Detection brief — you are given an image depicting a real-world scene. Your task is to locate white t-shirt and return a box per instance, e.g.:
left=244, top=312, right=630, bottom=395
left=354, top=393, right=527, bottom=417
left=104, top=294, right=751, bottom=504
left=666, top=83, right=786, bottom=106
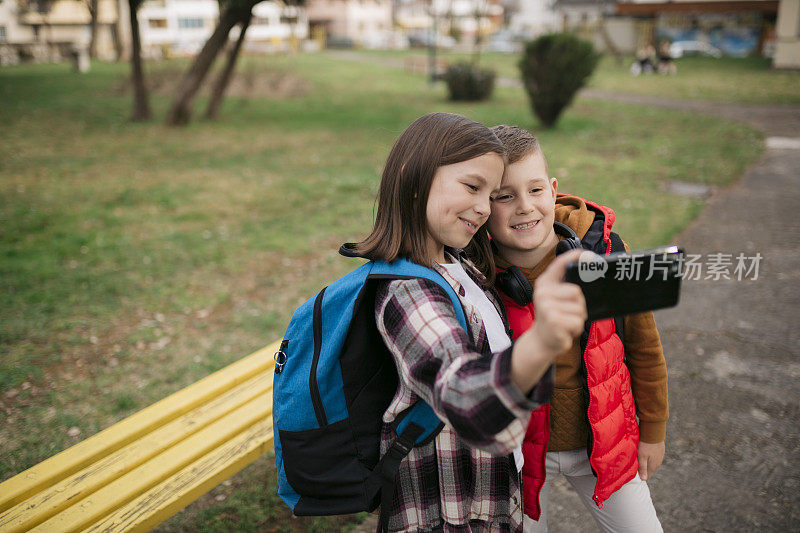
left=439, top=261, right=524, bottom=471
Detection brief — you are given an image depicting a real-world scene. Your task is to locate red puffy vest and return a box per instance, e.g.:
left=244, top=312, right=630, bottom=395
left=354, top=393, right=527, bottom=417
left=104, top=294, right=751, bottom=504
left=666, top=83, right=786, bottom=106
left=499, top=196, right=640, bottom=519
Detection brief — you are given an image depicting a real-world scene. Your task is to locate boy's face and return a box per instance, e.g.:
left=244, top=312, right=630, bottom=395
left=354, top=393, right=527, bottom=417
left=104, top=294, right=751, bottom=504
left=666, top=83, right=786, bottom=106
left=488, top=151, right=559, bottom=266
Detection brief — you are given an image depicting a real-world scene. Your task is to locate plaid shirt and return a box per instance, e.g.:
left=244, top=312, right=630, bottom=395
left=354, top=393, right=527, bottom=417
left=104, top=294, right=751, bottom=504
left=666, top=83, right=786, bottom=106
left=375, top=253, right=554, bottom=532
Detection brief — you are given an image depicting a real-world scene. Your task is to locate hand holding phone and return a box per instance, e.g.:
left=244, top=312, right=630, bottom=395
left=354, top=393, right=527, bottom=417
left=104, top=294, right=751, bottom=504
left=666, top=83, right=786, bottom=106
left=531, top=249, right=588, bottom=355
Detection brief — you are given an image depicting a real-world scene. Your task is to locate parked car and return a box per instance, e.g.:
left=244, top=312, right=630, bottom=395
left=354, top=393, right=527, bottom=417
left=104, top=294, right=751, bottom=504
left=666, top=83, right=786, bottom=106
left=407, top=31, right=456, bottom=50
left=669, top=40, right=723, bottom=58
left=325, top=36, right=354, bottom=49
left=486, top=30, right=523, bottom=53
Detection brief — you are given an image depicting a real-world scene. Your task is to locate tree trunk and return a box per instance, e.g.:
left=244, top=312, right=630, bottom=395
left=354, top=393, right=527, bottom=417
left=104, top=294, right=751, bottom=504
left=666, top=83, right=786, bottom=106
left=129, top=0, right=151, bottom=121
left=111, top=22, right=123, bottom=61
left=165, top=5, right=245, bottom=127
left=205, top=10, right=252, bottom=121
left=88, top=0, right=99, bottom=59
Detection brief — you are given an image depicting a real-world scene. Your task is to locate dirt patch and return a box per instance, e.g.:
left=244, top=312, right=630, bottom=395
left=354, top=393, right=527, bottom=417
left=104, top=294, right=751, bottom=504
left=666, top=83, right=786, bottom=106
left=109, top=65, right=312, bottom=100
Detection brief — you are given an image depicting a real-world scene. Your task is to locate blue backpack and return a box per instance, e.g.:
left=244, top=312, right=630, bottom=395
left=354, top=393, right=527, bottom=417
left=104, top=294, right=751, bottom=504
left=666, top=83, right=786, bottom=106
left=272, top=246, right=468, bottom=523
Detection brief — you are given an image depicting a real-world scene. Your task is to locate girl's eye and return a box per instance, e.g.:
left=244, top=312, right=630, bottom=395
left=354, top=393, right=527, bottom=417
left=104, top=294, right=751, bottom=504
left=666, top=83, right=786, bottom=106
left=465, top=183, right=479, bottom=192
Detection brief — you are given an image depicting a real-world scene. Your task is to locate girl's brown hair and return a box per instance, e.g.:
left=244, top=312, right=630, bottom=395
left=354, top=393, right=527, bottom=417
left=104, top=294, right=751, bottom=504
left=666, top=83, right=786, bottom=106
left=354, top=113, right=505, bottom=280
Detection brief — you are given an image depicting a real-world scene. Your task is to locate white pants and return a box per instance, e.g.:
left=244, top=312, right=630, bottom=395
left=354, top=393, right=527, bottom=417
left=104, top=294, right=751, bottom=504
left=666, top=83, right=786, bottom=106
left=522, top=448, right=662, bottom=533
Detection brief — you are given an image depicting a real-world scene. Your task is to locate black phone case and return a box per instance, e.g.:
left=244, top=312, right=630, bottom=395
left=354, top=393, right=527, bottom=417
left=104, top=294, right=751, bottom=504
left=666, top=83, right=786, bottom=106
left=565, top=246, right=684, bottom=321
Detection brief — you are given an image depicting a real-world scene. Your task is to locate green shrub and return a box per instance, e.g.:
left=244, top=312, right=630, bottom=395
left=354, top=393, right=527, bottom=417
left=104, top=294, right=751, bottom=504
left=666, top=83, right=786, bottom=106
left=444, top=61, right=496, bottom=102
left=520, top=33, right=600, bottom=127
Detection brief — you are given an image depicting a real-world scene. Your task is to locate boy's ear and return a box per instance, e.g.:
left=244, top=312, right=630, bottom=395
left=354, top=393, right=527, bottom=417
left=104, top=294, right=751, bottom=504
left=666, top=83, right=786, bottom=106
left=550, top=177, right=558, bottom=196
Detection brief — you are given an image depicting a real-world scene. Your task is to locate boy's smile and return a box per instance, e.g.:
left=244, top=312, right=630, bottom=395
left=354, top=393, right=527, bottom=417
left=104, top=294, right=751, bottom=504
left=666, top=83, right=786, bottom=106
left=488, top=151, right=559, bottom=269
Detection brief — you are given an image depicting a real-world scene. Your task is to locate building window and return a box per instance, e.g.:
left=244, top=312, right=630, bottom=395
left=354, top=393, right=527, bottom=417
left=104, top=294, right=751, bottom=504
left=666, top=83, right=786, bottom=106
left=148, top=19, right=167, bottom=29
left=178, top=18, right=204, bottom=29
left=0, top=26, right=6, bottom=43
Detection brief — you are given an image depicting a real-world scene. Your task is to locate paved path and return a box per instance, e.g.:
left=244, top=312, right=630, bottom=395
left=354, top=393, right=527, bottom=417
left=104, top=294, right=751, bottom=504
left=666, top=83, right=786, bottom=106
left=341, top=49, right=800, bottom=531
left=544, top=96, right=800, bottom=532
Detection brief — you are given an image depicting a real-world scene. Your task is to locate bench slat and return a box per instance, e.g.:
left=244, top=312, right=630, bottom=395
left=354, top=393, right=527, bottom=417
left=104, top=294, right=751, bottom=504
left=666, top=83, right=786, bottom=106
left=0, top=341, right=278, bottom=513
left=85, top=418, right=274, bottom=532
left=0, top=372, right=273, bottom=532
left=29, top=392, right=273, bottom=532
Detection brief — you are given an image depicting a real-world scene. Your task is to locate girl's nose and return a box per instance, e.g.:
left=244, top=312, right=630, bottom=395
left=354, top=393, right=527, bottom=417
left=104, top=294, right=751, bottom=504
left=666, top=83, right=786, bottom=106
left=476, top=195, right=491, bottom=216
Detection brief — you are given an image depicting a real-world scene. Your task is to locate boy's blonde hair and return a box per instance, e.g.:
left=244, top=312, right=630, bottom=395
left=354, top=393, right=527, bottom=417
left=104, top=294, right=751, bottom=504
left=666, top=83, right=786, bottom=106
left=489, top=125, right=541, bottom=164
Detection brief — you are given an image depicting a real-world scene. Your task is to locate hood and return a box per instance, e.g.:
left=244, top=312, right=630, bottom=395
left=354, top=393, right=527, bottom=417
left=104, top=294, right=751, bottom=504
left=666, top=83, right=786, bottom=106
left=555, top=194, right=615, bottom=242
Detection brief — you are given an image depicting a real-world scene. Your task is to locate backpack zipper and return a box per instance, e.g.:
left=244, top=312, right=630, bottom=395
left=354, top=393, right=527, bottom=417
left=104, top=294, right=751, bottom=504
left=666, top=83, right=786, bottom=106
left=274, top=340, right=288, bottom=374
left=310, top=288, right=328, bottom=427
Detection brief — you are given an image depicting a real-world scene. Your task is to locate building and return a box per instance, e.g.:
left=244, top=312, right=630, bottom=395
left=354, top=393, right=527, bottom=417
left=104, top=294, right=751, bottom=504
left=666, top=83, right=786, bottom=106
left=0, top=0, right=121, bottom=65
left=393, top=0, right=504, bottom=49
left=509, top=1, right=785, bottom=57
left=446, top=0, right=505, bottom=43
left=543, top=0, right=640, bottom=54
left=615, top=1, right=780, bottom=58
left=0, top=0, right=311, bottom=65
left=305, top=0, right=393, bottom=48
left=507, top=0, right=560, bottom=38
left=246, top=2, right=308, bottom=52
left=774, top=0, right=800, bottom=67
left=138, top=0, right=308, bottom=58
left=504, top=0, right=637, bottom=53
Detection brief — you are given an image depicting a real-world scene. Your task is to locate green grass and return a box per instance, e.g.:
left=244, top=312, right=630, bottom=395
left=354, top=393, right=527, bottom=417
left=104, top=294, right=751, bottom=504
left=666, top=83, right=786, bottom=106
left=589, top=55, right=800, bottom=105
left=0, top=51, right=762, bottom=530
left=358, top=49, right=800, bottom=105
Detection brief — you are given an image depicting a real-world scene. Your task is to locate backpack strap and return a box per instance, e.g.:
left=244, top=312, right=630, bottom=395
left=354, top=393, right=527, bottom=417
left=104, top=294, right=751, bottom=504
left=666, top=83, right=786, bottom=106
left=365, top=258, right=470, bottom=531
left=368, top=258, right=468, bottom=334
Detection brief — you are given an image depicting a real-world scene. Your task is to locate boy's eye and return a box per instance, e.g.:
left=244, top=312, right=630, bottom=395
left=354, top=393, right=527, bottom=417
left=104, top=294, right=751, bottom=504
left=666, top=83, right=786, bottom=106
left=531, top=187, right=543, bottom=194
left=494, top=194, right=513, bottom=202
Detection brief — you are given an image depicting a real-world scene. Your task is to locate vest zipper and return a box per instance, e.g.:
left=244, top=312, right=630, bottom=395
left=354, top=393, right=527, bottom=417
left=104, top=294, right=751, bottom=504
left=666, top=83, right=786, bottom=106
left=580, top=321, right=603, bottom=507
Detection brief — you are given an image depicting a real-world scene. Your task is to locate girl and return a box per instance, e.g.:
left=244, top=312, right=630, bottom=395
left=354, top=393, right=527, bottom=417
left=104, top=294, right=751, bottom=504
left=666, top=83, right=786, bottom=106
left=353, top=112, right=588, bottom=532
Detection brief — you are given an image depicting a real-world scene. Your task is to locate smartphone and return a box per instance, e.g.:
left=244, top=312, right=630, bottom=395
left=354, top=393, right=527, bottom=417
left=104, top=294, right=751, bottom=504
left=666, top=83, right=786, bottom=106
left=564, top=245, right=684, bottom=321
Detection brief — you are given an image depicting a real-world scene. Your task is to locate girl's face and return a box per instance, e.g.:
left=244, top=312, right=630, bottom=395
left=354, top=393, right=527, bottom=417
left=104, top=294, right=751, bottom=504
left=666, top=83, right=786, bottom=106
left=425, top=152, right=504, bottom=264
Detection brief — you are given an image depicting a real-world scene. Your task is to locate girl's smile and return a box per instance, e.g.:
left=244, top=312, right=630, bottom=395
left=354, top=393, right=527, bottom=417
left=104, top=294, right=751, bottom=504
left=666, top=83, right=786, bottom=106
left=460, top=217, right=480, bottom=233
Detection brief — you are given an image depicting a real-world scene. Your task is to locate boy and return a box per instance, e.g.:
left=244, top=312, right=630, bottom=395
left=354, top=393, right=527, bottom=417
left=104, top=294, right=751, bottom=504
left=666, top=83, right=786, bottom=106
left=487, top=125, right=668, bottom=532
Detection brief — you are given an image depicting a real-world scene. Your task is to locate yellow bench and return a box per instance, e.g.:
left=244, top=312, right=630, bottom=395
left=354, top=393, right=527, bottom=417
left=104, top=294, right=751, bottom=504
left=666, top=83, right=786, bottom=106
left=0, top=340, right=279, bottom=533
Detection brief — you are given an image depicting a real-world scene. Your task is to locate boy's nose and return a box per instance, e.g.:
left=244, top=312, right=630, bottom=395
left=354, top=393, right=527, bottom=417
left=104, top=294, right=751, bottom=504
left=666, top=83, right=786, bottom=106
left=516, top=196, right=534, bottom=214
